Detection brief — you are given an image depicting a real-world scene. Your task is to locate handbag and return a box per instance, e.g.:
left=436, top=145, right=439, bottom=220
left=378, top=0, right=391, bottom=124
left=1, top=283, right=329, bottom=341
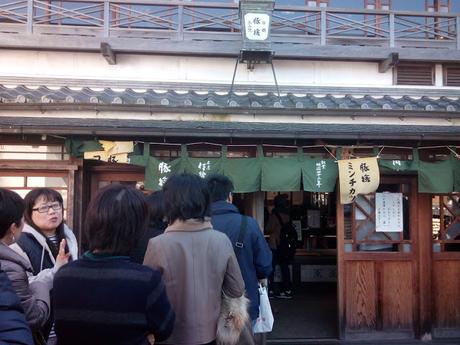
left=253, top=285, right=274, bottom=333
left=216, top=292, right=252, bottom=345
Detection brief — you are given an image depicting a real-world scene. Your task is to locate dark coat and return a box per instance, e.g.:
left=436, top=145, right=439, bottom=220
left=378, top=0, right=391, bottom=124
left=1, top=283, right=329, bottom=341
left=53, top=253, right=175, bottom=345
left=0, top=267, right=34, bottom=345
left=210, top=201, right=273, bottom=321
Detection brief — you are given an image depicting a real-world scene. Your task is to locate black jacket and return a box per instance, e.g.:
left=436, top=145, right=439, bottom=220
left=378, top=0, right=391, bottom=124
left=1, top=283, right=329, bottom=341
left=0, top=267, right=34, bottom=345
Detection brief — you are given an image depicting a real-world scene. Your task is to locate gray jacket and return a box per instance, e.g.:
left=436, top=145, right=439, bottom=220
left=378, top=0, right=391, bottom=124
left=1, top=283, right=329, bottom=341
left=0, top=243, right=50, bottom=330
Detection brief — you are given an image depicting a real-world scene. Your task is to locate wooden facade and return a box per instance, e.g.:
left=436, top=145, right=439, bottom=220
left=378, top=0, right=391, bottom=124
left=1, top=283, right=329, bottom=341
left=0, top=0, right=460, bottom=61
left=1, top=0, right=460, bottom=342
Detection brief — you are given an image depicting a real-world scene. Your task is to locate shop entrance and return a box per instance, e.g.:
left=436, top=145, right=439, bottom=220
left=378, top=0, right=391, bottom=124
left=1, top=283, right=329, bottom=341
left=255, top=190, right=339, bottom=340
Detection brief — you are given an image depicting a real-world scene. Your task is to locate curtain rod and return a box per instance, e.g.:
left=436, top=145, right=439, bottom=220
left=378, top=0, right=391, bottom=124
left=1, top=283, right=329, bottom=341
left=132, top=141, right=459, bottom=151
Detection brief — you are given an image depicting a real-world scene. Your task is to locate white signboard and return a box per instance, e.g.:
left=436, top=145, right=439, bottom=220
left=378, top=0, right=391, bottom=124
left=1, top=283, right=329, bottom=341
left=244, top=13, right=269, bottom=40
left=375, top=192, right=403, bottom=232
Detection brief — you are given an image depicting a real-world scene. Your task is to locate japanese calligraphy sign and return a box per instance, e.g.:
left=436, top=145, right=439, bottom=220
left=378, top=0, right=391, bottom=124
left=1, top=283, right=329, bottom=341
left=338, top=157, right=379, bottom=204
left=379, top=159, right=417, bottom=172
left=244, top=13, right=270, bottom=41
left=375, top=193, right=403, bottom=232
left=83, top=140, right=133, bottom=163
left=157, top=161, right=172, bottom=187
left=184, top=158, right=222, bottom=179
left=302, top=158, right=338, bottom=192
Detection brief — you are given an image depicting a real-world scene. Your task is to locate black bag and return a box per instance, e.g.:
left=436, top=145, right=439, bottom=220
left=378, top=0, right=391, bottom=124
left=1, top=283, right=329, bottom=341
left=274, top=213, right=297, bottom=260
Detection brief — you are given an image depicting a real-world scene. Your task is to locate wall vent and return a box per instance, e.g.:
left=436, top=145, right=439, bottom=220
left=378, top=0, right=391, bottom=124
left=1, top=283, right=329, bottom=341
left=395, top=63, right=434, bottom=86
left=444, top=65, right=460, bottom=86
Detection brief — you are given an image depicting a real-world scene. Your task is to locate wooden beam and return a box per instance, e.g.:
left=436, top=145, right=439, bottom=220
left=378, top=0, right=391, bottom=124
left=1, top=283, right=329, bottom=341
left=378, top=52, right=399, bottom=73
left=101, top=42, right=116, bottom=65
left=1, top=34, right=460, bottom=63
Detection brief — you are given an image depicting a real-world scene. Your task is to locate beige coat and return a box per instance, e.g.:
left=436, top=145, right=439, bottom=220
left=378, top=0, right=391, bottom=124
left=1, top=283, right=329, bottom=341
left=143, top=219, right=245, bottom=345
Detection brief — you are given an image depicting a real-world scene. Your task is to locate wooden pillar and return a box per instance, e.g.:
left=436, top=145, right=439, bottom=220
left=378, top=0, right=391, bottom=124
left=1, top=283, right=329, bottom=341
left=245, top=191, right=265, bottom=232
left=417, top=193, right=433, bottom=339
left=336, top=186, right=345, bottom=339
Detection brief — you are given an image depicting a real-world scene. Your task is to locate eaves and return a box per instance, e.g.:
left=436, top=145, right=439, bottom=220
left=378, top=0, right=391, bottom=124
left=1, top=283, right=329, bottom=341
left=1, top=102, right=460, bottom=120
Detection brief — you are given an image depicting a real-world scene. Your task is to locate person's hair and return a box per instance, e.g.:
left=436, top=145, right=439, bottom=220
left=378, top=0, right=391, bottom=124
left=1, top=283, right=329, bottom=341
left=0, top=188, right=25, bottom=238
left=85, top=184, right=149, bottom=255
left=274, top=193, right=289, bottom=209
left=23, top=188, right=65, bottom=257
left=163, top=173, right=210, bottom=223
left=205, top=173, right=234, bottom=202
left=146, top=191, right=165, bottom=226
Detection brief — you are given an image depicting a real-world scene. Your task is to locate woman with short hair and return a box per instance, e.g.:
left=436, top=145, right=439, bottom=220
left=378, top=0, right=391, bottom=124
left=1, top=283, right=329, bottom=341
left=0, top=188, right=66, bottom=343
left=53, top=184, right=175, bottom=345
left=11, top=187, right=75, bottom=343
left=143, top=173, right=245, bottom=345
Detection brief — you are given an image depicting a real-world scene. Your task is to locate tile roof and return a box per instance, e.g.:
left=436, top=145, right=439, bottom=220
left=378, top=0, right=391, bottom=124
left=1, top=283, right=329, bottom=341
left=1, top=85, right=460, bottom=112
left=1, top=116, right=459, bottom=140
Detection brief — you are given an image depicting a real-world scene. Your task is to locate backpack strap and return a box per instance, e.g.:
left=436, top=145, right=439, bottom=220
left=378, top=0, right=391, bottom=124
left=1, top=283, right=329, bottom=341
left=235, top=216, right=247, bottom=257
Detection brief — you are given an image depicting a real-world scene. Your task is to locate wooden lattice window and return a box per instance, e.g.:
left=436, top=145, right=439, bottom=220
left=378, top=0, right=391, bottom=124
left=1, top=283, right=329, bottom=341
left=443, top=65, right=460, bottom=86
left=432, top=194, right=460, bottom=251
left=344, top=182, right=411, bottom=252
left=395, top=63, right=435, bottom=86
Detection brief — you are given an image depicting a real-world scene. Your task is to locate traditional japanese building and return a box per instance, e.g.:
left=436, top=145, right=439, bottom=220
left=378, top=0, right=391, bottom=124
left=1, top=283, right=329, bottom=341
left=0, top=0, right=459, bottom=342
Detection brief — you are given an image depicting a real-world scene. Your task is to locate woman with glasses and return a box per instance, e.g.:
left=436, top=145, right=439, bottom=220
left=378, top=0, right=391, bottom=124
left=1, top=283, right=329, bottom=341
left=11, top=188, right=76, bottom=344
left=0, top=188, right=68, bottom=345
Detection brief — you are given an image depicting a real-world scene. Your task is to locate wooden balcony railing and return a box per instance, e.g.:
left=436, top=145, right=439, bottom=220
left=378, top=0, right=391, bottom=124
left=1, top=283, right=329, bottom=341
left=0, top=0, right=459, bottom=56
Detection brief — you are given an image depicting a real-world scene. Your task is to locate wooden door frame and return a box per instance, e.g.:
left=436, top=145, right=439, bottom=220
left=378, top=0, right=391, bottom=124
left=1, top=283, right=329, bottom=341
left=0, top=159, right=81, bottom=229
left=81, top=160, right=145, bottom=250
left=337, top=174, right=424, bottom=340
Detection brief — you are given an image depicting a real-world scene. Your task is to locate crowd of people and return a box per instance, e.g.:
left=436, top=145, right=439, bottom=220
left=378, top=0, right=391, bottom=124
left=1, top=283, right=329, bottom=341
left=0, top=172, right=293, bottom=345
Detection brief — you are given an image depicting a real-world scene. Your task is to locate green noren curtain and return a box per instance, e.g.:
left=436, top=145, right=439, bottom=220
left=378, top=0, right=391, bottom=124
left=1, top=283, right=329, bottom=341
left=302, top=158, right=338, bottom=192
left=378, top=159, right=418, bottom=172
left=129, top=143, right=184, bottom=191
left=261, top=147, right=302, bottom=191
left=183, top=151, right=223, bottom=178
left=378, top=147, right=418, bottom=172
left=65, top=139, right=103, bottom=157
left=454, top=156, right=460, bottom=192
left=67, top=139, right=460, bottom=194
left=417, top=150, right=455, bottom=194
left=221, top=146, right=261, bottom=193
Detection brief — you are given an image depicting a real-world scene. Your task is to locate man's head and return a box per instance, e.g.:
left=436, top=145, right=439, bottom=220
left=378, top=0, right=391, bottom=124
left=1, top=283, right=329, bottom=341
left=205, top=173, right=234, bottom=203
left=274, top=193, right=289, bottom=209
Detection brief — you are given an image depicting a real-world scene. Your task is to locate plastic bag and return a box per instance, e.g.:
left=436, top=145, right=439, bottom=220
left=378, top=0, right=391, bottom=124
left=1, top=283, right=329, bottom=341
left=253, top=285, right=274, bottom=333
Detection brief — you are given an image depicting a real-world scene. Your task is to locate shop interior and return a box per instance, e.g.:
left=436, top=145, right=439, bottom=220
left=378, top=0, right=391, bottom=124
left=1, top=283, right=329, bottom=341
left=234, top=190, right=338, bottom=340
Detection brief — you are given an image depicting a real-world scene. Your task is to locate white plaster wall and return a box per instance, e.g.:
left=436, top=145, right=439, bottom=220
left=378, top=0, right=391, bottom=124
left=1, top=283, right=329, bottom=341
left=0, top=50, right=393, bottom=87
left=0, top=109, right=454, bottom=127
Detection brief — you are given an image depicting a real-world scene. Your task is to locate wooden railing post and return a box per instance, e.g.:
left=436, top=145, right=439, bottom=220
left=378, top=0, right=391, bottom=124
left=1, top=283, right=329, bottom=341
left=103, top=0, right=110, bottom=38
left=26, top=0, right=33, bottom=34
left=389, top=12, right=395, bottom=48
left=320, top=8, right=326, bottom=46
left=177, top=5, right=184, bottom=41
left=457, top=16, right=460, bottom=50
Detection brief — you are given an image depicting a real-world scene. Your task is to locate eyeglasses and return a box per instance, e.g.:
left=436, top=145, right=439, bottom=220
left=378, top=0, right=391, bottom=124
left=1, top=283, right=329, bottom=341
left=32, top=202, right=62, bottom=213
